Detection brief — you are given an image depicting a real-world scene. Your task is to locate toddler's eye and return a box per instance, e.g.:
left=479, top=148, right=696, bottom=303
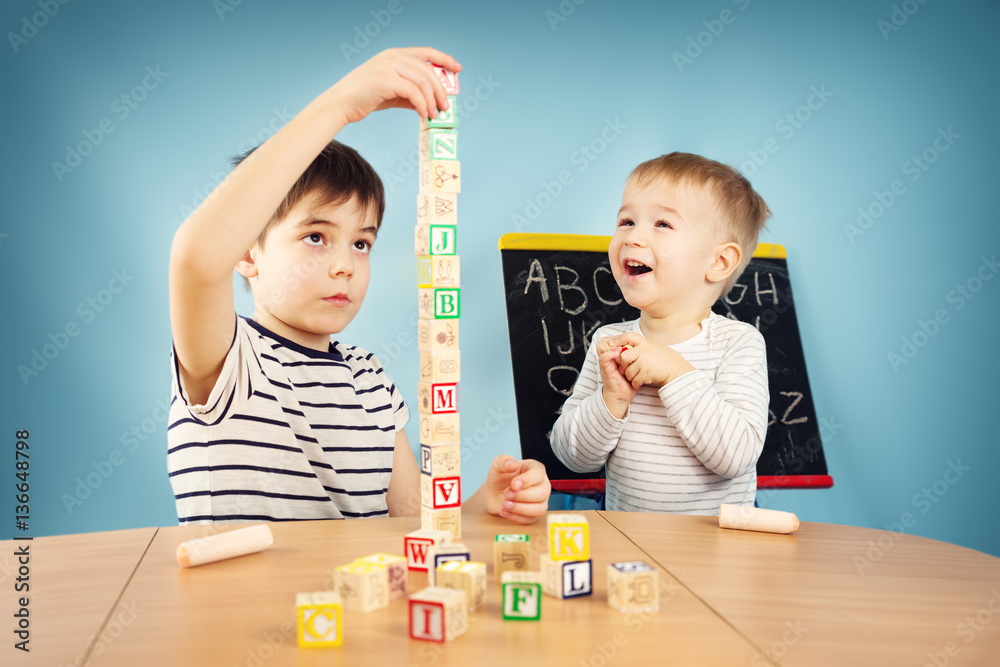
left=618, top=218, right=633, bottom=227
left=303, top=233, right=324, bottom=246
left=656, top=220, right=674, bottom=229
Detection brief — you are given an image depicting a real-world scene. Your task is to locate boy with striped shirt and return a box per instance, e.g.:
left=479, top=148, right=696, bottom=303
left=551, top=153, right=771, bottom=514
left=168, top=48, right=549, bottom=524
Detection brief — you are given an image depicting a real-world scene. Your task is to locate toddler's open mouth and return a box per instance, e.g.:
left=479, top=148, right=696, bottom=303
left=625, top=260, right=652, bottom=277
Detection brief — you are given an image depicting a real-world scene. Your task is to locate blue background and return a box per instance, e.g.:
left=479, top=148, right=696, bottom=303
left=3, top=0, right=998, bottom=559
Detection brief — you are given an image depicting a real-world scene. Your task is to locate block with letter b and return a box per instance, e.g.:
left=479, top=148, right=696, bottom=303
left=333, top=561, right=389, bottom=613
left=420, top=413, right=460, bottom=445
left=420, top=442, right=461, bottom=477
left=418, top=319, right=459, bottom=353
left=417, top=192, right=458, bottom=225
left=501, top=571, right=542, bottom=621
left=417, top=382, right=458, bottom=415
left=404, top=528, right=451, bottom=572
left=540, top=555, right=592, bottom=599
left=409, top=586, right=467, bottom=643
left=421, top=474, right=462, bottom=510
left=607, top=561, right=660, bottom=613
left=296, top=591, right=343, bottom=648
left=417, top=288, right=461, bottom=320
left=356, top=553, right=408, bottom=600
left=419, top=95, right=458, bottom=130
left=493, top=534, right=531, bottom=581
left=420, top=159, right=461, bottom=193
left=547, top=512, right=590, bottom=561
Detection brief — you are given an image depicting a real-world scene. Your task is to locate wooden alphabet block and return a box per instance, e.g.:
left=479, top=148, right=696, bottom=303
left=501, top=571, right=542, bottom=621
left=334, top=561, right=389, bottom=613
left=416, top=256, right=460, bottom=289
left=540, top=555, right=592, bottom=599
left=296, top=591, right=343, bottom=648
left=436, top=560, right=487, bottom=612
left=357, top=553, right=408, bottom=600
left=607, top=561, right=660, bottom=613
left=426, top=541, right=470, bottom=585
left=415, top=224, right=458, bottom=256
left=418, top=319, right=459, bottom=352
left=419, top=413, right=460, bottom=445
left=421, top=474, right=461, bottom=510
left=420, top=159, right=461, bottom=193
left=417, top=192, right=458, bottom=225
left=419, top=128, right=459, bottom=161
left=547, top=512, right=590, bottom=561
left=419, top=95, right=458, bottom=130
left=417, top=382, right=459, bottom=415
left=420, top=351, right=461, bottom=383
left=422, top=505, right=461, bottom=539
left=404, top=528, right=451, bottom=572
left=417, top=288, right=461, bottom=321
left=420, top=442, right=461, bottom=477
left=431, top=64, right=459, bottom=94
left=493, top=534, right=532, bottom=581
left=409, top=586, right=467, bottom=642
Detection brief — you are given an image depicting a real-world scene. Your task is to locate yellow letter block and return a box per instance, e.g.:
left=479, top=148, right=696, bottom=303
left=296, top=591, right=343, bottom=648
left=547, top=512, right=590, bottom=561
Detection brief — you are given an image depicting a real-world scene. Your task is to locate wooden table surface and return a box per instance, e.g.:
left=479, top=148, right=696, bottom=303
left=5, top=511, right=999, bottom=666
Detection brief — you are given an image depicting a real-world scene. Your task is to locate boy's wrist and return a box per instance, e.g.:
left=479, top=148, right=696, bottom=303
left=601, top=388, right=629, bottom=420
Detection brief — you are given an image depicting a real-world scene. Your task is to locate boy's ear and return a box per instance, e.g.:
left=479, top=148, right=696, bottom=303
left=706, top=242, right=742, bottom=284
left=235, top=247, right=258, bottom=280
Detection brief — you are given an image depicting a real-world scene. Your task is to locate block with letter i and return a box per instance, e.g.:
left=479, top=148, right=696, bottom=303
left=607, top=561, right=660, bottom=613
left=409, top=586, right=468, bottom=642
left=404, top=528, right=451, bottom=572
left=296, top=591, right=342, bottom=648
left=547, top=512, right=590, bottom=561
left=494, top=534, right=531, bottom=581
left=333, top=561, right=388, bottom=613
left=501, top=571, right=542, bottom=621
left=540, top=555, right=592, bottom=599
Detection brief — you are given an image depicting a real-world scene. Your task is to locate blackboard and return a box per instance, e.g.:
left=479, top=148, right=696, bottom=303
left=498, top=233, right=831, bottom=492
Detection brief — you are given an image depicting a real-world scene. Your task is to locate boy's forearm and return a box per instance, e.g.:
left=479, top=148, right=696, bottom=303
left=171, top=89, right=351, bottom=281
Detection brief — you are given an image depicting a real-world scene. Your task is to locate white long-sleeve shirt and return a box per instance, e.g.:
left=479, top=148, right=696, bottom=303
left=550, top=312, right=769, bottom=514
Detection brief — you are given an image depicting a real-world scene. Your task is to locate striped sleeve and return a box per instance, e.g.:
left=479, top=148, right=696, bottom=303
left=170, top=317, right=243, bottom=426
left=658, top=328, right=769, bottom=479
left=550, top=335, right=627, bottom=473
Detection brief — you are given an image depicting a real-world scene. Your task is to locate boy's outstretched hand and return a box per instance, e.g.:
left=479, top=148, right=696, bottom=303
left=325, top=47, right=462, bottom=127
left=482, top=455, right=550, bottom=525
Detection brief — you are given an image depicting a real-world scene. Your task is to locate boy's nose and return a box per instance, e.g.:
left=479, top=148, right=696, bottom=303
left=329, top=249, right=354, bottom=278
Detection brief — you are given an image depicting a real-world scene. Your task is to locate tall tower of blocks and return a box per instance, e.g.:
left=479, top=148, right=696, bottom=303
left=417, top=65, right=462, bottom=540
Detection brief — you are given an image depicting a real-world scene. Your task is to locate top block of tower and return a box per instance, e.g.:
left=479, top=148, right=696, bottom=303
left=432, top=64, right=459, bottom=94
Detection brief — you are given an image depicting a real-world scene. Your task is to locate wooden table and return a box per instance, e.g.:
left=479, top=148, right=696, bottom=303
left=4, top=512, right=998, bottom=666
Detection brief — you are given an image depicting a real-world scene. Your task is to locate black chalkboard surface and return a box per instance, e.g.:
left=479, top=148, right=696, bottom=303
left=498, top=233, right=832, bottom=492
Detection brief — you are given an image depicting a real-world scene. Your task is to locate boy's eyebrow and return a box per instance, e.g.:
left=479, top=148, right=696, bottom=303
left=294, top=218, right=379, bottom=236
left=617, top=204, right=686, bottom=221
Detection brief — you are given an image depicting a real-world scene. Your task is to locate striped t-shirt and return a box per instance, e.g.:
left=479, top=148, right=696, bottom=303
left=167, top=316, right=408, bottom=524
left=550, top=312, right=769, bottom=515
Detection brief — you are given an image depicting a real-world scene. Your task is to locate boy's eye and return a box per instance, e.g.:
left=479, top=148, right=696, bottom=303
left=656, top=220, right=674, bottom=229
left=354, top=239, right=373, bottom=254
left=303, top=233, right=325, bottom=246
left=618, top=218, right=633, bottom=227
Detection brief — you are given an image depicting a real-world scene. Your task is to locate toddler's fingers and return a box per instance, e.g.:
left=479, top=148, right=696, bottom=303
left=509, top=483, right=550, bottom=504
left=501, top=501, right=546, bottom=523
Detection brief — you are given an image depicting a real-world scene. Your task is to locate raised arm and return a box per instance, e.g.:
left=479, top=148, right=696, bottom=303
left=169, top=48, right=460, bottom=404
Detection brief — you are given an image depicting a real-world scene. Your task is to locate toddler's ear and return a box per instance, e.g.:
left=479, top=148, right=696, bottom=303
left=706, top=242, right=741, bottom=284
left=235, top=248, right=258, bottom=280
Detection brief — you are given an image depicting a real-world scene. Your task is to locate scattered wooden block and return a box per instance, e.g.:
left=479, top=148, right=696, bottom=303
left=422, top=505, right=462, bottom=540
left=419, top=128, right=459, bottom=161
left=418, top=319, right=459, bottom=353
left=409, top=586, right=468, bottom=642
left=431, top=64, right=459, bottom=94
left=493, top=534, right=532, bottom=581
left=540, top=555, right=592, bottom=599
left=417, top=382, right=459, bottom=415
left=417, top=192, right=458, bottom=225
left=420, top=442, right=461, bottom=477
left=296, top=591, right=343, bottom=648
left=419, top=95, right=458, bottom=130
left=356, top=553, right=408, bottom=600
left=426, top=541, right=471, bottom=585
left=419, top=413, right=461, bottom=445
left=547, top=512, right=590, bottom=561
left=437, top=560, right=487, bottom=612
left=501, top=571, right=542, bottom=621
left=404, top=528, right=452, bottom=572
left=333, top=561, right=389, bottom=613
left=420, top=159, right=461, bottom=193
left=607, top=561, right=660, bottom=613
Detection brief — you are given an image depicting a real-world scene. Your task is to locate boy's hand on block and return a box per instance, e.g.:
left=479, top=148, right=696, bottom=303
left=609, top=332, right=695, bottom=390
left=484, top=455, right=550, bottom=525
left=325, top=47, right=462, bottom=127
left=718, top=504, right=799, bottom=534
left=595, top=337, right=638, bottom=419
left=176, top=524, right=274, bottom=568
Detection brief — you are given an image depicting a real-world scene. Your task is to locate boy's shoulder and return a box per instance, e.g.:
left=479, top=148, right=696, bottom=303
left=704, top=311, right=766, bottom=352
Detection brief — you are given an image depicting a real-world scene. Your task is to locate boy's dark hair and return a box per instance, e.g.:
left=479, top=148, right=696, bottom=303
left=234, top=139, right=386, bottom=289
